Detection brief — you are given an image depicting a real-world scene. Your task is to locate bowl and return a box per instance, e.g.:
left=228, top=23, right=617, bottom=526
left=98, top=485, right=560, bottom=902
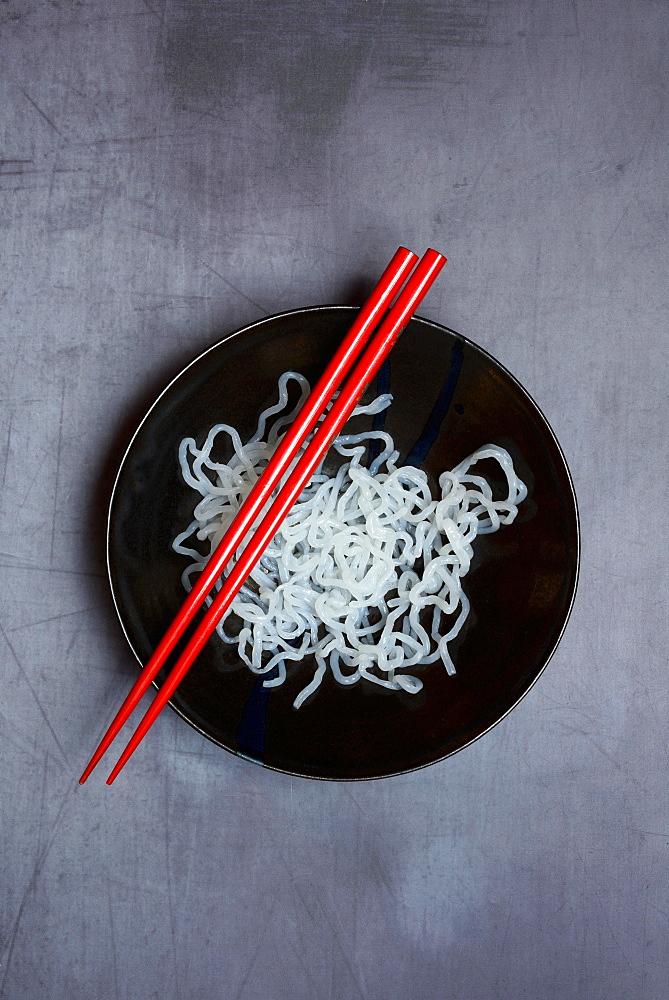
left=107, top=306, right=579, bottom=780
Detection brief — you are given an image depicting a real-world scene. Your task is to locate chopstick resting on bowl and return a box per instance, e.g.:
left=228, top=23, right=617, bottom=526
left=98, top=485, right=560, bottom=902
left=82, top=247, right=446, bottom=784
left=80, top=247, right=418, bottom=784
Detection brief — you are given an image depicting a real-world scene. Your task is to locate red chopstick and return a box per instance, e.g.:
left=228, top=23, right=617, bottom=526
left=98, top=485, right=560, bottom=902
left=79, top=247, right=418, bottom=784
left=105, top=248, right=446, bottom=783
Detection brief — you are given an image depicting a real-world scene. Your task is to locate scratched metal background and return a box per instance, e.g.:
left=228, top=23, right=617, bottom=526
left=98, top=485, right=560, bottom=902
left=1, top=1, right=667, bottom=997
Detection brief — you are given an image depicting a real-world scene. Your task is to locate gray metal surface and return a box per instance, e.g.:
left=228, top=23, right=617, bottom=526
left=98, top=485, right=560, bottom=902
left=1, top=2, right=667, bottom=997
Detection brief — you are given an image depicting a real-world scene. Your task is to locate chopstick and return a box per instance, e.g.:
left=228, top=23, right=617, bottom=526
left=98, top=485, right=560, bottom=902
left=80, top=247, right=418, bottom=784
left=105, top=248, right=446, bottom=784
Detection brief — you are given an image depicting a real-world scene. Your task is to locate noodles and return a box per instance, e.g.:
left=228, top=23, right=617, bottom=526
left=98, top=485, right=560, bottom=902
left=173, top=372, right=528, bottom=707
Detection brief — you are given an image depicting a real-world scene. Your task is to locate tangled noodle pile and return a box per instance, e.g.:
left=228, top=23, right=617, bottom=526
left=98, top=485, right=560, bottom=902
left=173, top=373, right=527, bottom=707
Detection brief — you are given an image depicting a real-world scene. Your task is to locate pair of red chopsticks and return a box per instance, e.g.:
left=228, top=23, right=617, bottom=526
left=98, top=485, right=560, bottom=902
left=80, top=246, right=446, bottom=784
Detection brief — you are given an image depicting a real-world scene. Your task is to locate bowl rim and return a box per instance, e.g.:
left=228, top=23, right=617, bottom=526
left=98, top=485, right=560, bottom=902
left=106, top=304, right=581, bottom=780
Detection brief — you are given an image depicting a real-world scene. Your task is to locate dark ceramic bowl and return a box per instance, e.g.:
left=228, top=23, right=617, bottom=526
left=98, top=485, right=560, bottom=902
left=108, top=306, right=579, bottom=780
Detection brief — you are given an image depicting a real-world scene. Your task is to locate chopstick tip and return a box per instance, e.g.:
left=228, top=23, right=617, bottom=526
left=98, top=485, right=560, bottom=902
left=106, top=759, right=124, bottom=784
left=78, top=762, right=94, bottom=784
